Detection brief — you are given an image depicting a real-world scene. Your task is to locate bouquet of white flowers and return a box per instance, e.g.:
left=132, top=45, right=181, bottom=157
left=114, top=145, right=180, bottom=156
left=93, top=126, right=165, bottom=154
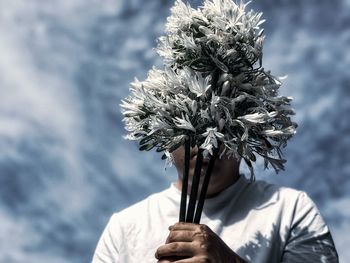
left=121, top=0, right=297, bottom=223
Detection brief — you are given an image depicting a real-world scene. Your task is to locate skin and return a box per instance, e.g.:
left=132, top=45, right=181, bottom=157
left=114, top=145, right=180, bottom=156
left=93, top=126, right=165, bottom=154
left=155, top=145, right=246, bottom=263
left=172, top=145, right=240, bottom=198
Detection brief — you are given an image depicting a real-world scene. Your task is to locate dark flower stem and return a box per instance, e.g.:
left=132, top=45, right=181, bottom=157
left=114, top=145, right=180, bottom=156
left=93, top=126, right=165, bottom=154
left=186, top=70, right=221, bottom=223
left=186, top=148, right=204, bottom=222
left=193, top=148, right=219, bottom=224
left=179, top=138, right=191, bottom=222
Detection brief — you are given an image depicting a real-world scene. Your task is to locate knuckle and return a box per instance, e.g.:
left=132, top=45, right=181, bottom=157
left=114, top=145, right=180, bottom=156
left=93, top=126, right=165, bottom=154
left=199, top=240, right=212, bottom=254
left=199, top=224, right=209, bottom=232
left=194, top=239, right=211, bottom=253
left=199, top=242, right=209, bottom=251
left=193, top=231, right=210, bottom=243
left=202, top=232, right=210, bottom=241
left=196, top=232, right=210, bottom=242
left=193, top=230, right=200, bottom=239
left=169, top=242, right=179, bottom=251
left=166, top=231, right=176, bottom=243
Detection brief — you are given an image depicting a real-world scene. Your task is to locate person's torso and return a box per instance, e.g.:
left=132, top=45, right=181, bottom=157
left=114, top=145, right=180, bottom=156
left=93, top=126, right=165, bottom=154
left=115, top=176, right=297, bottom=263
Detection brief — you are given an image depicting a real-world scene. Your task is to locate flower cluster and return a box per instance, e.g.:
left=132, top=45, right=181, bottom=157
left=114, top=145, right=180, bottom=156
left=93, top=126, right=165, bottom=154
left=121, top=0, right=297, bottom=176
left=158, top=0, right=265, bottom=73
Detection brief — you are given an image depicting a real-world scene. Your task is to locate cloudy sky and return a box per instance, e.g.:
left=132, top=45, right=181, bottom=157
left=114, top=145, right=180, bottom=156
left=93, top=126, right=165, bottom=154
left=0, top=0, right=349, bottom=262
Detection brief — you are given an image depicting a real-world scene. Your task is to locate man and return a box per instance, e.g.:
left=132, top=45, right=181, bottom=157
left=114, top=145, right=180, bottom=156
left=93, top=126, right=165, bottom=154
left=92, top=145, right=339, bottom=262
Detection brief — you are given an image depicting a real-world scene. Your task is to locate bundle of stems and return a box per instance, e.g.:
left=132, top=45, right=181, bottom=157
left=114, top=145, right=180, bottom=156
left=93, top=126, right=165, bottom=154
left=179, top=138, right=220, bottom=224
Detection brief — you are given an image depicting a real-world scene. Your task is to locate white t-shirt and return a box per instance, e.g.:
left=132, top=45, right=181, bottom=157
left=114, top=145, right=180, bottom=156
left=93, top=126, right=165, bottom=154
left=92, top=175, right=338, bottom=262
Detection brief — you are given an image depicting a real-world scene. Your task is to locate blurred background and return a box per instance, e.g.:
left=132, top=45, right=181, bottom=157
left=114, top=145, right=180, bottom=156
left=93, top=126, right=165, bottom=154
left=0, top=0, right=349, bottom=262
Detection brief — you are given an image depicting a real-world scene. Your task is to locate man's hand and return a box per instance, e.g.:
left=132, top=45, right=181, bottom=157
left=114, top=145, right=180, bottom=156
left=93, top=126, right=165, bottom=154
left=155, top=222, right=246, bottom=263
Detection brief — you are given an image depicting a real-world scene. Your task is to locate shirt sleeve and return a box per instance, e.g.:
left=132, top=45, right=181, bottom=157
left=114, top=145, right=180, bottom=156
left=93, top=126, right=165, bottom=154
left=92, top=214, right=121, bottom=263
left=281, top=192, right=339, bottom=263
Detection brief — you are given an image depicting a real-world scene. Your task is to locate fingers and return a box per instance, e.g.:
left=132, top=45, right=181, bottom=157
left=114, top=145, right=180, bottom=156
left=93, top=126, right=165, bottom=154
left=169, top=223, right=212, bottom=235
left=166, top=229, right=195, bottom=243
left=158, top=256, right=210, bottom=263
left=156, top=224, right=217, bottom=262
left=166, top=223, right=211, bottom=243
left=157, top=259, right=175, bottom=263
left=155, top=242, right=196, bottom=259
left=169, top=222, right=200, bottom=231
left=156, top=224, right=242, bottom=263
left=157, top=256, right=188, bottom=263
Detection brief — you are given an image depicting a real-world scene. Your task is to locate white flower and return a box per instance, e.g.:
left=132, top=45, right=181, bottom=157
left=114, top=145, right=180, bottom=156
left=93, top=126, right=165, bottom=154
left=261, top=126, right=296, bottom=137
left=150, top=116, right=172, bottom=132
left=174, top=114, right=196, bottom=132
left=183, top=68, right=212, bottom=97
left=200, top=127, right=225, bottom=155
left=239, top=111, right=277, bottom=124
left=166, top=0, right=195, bottom=33
left=182, top=34, right=199, bottom=51
left=120, top=101, right=145, bottom=117
left=191, top=100, right=198, bottom=114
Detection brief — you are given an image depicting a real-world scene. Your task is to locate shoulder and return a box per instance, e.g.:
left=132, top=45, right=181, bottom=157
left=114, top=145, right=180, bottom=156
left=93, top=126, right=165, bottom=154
left=247, top=178, right=301, bottom=196
left=248, top=180, right=322, bottom=219
left=92, top=188, right=174, bottom=263
left=248, top=180, right=339, bottom=261
left=114, top=188, right=167, bottom=221
left=242, top=179, right=338, bottom=261
left=237, top=178, right=326, bottom=230
left=241, top=178, right=308, bottom=210
left=93, top=187, right=173, bottom=254
left=109, top=185, right=177, bottom=230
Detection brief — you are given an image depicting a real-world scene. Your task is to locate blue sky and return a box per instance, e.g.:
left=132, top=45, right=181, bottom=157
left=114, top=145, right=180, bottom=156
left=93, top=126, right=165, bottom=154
left=0, top=0, right=349, bottom=262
